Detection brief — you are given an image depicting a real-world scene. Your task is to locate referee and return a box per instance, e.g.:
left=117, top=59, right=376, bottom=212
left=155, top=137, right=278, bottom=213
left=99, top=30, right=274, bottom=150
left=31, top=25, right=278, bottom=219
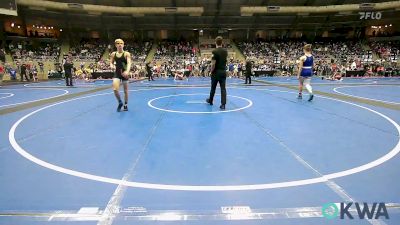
left=206, top=36, right=228, bottom=110
left=245, top=59, right=252, bottom=84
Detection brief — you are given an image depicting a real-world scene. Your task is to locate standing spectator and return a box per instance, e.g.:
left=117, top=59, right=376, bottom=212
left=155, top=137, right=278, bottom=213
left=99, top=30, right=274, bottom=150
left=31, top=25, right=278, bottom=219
left=146, top=62, right=154, bottom=81
left=32, top=65, right=38, bottom=82
left=0, top=49, right=5, bottom=63
left=57, top=64, right=63, bottom=78
left=9, top=67, right=17, bottom=80
left=63, top=58, right=74, bottom=86
left=0, top=62, right=4, bottom=85
left=20, top=62, right=29, bottom=81
left=38, top=61, right=44, bottom=74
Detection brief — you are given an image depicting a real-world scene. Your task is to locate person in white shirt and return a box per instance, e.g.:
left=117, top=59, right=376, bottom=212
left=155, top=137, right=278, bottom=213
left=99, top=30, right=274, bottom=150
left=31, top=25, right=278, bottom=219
left=351, top=61, right=357, bottom=70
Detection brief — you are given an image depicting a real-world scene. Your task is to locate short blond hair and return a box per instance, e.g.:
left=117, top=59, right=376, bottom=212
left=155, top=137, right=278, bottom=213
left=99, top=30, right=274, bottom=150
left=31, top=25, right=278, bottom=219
left=114, top=38, right=124, bottom=44
left=303, top=44, right=312, bottom=52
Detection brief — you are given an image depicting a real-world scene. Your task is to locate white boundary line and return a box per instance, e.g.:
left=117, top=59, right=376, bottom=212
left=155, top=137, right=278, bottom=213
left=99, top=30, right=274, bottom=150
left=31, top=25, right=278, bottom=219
left=57, top=82, right=110, bottom=87
left=333, top=85, right=400, bottom=105
left=24, top=82, right=61, bottom=88
left=24, top=83, right=107, bottom=88
left=0, top=88, right=69, bottom=108
left=148, top=93, right=253, bottom=114
left=8, top=87, right=400, bottom=191
left=140, top=79, right=243, bottom=86
left=23, top=80, right=111, bottom=88
left=0, top=93, right=15, bottom=100
left=254, top=77, right=380, bottom=85
left=259, top=81, right=378, bottom=85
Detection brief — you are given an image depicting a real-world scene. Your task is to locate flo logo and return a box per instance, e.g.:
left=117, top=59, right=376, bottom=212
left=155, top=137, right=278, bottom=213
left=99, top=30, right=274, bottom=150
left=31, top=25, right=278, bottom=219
left=322, top=203, right=389, bottom=219
left=359, top=12, right=382, bottom=20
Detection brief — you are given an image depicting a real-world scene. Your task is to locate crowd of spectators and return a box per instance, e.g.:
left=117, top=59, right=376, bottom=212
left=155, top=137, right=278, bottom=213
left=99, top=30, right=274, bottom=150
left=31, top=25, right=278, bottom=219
left=2, top=38, right=399, bottom=81
left=7, top=41, right=60, bottom=61
left=154, top=41, right=198, bottom=62
left=369, top=41, right=400, bottom=62
left=236, top=39, right=399, bottom=77
left=123, top=41, right=152, bottom=62
left=66, top=39, right=107, bottom=61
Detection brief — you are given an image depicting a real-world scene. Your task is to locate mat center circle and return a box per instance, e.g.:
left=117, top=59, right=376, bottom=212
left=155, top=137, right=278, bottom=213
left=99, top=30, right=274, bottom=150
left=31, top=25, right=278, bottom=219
left=147, top=93, right=253, bottom=114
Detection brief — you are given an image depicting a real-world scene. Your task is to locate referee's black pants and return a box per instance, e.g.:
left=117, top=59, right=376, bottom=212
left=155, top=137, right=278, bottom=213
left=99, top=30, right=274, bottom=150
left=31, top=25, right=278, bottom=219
left=209, top=74, right=226, bottom=105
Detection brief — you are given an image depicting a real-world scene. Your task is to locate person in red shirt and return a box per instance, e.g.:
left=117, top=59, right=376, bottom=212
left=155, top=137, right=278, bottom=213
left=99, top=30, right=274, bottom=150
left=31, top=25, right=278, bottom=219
left=187, top=64, right=192, bottom=77
left=0, top=63, right=5, bottom=85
